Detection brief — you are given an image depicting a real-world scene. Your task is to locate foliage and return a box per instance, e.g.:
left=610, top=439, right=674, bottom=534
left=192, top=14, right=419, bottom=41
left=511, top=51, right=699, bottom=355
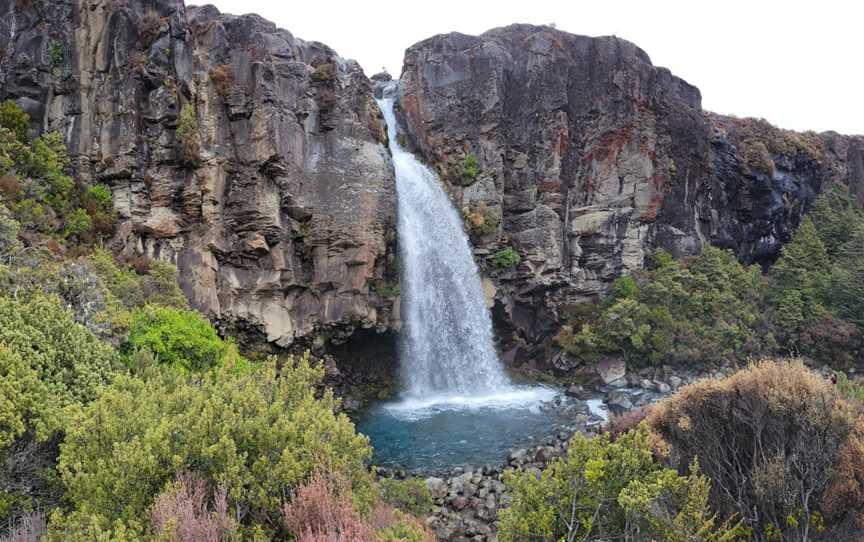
left=0, top=205, right=21, bottom=260
left=0, top=101, right=29, bottom=144
left=835, top=372, right=864, bottom=404
left=176, top=103, right=201, bottom=167
left=149, top=473, right=238, bottom=542
left=463, top=203, right=499, bottom=237
left=377, top=478, right=433, bottom=517
left=768, top=217, right=829, bottom=338
left=768, top=185, right=864, bottom=362
left=283, top=474, right=434, bottom=542
left=209, top=65, right=235, bottom=100
left=0, top=511, right=47, bottom=542
left=556, top=247, right=774, bottom=367
left=62, top=208, right=93, bottom=240
left=283, top=473, right=378, bottom=542
left=0, top=294, right=117, bottom=524
left=127, top=305, right=228, bottom=373
left=498, top=424, right=744, bottom=542
left=490, top=246, right=521, bottom=269
left=0, top=101, right=116, bottom=247
left=455, top=153, right=480, bottom=186
left=0, top=293, right=117, bottom=442
left=50, top=355, right=372, bottom=538
left=649, top=358, right=858, bottom=540
left=48, top=40, right=64, bottom=69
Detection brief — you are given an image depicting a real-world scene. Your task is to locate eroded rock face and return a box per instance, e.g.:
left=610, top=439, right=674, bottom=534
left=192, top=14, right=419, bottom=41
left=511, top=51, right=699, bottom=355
left=0, top=0, right=398, bottom=348
left=396, top=24, right=864, bottom=363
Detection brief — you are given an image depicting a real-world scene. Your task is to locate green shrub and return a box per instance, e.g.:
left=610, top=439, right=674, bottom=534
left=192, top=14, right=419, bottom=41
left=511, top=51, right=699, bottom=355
left=378, top=478, right=433, bottom=516
left=0, top=100, right=29, bottom=143
left=63, top=208, right=93, bottom=240
left=127, top=305, right=226, bottom=373
left=0, top=293, right=117, bottom=433
left=491, top=246, right=521, bottom=269
left=176, top=103, right=200, bottom=166
left=48, top=40, right=64, bottom=73
left=555, top=247, right=774, bottom=367
left=0, top=204, right=21, bottom=257
left=498, top=424, right=744, bottom=541
left=456, top=152, right=480, bottom=186
left=50, top=354, right=372, bottom=538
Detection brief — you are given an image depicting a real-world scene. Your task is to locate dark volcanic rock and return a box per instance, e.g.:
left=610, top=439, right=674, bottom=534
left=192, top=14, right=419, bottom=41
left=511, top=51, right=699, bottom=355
left=395, top=23, right=864, bottom=363
left=0, top=0, right=398, bottom=349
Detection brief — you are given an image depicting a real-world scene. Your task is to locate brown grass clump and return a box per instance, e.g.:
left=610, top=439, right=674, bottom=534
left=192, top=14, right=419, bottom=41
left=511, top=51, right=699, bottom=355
left=0, top=511, right=46, bottom=542
left=310, top=62, right=338, bottom=83
left=603, top=406, right=649, bottom=441
left=283, top=473, right=378, bottom=542
left=0, top=175, right=20, bottom=201
left=649, top=357, right=859, bottom=540
left=208, top=65, right=235, bottom=100
left=137, top=10, right=166, bottom=50
left=739, top=138, right=776, bottom=176
left=823, top=417, right=864, bottom=534
left=283, top=473, right=436, bottom=542
left=150, top=473, right=238, bottom=542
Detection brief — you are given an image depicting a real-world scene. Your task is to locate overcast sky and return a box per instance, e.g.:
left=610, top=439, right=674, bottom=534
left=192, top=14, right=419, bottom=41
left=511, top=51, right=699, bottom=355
left=198, top=0, right=863, bottom=135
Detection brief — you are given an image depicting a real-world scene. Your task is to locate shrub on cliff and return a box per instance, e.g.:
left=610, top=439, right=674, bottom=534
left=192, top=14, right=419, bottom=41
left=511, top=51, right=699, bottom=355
left=498, top=424, right=744, bottom=542
left=176, top=103, right=201, bottom=167
left=649, top=358, right=861, bottom=540
left=463, top=202, right=499, bottom=237
left=48, top=354, right=373, bottom=539
left=455, top=153, right=480, bottom=186
left=491, top=246, right=521, bottom=269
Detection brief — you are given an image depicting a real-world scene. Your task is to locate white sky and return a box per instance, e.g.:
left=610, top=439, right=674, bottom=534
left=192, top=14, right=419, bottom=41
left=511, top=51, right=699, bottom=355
left=198, top=0, right=863, bottom=135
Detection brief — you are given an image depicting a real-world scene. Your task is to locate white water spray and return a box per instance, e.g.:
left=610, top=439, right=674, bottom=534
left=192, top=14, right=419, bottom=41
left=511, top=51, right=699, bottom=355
left=377, top=85, right=512, bottom=399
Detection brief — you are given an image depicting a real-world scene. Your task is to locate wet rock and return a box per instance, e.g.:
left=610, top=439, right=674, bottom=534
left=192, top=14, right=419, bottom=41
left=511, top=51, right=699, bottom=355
left=596, top=357, right=628, bottom=386
left=426, top=477, right=449, bottom=500
left=606, top=391, right=634, bottom=413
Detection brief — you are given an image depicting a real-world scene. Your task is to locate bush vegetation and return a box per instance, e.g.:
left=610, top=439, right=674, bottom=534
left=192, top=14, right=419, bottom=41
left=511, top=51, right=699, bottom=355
left=0, top=101, right=116, bottom=251
left=554, top=185, right=864, bottom=370
left=176, top=103, right=201, bottom=166
left=498, top=424, right=745, bottom=541
left=455, top=153, right=480, bottom=186
left=463, top=202, right=499, bottom=237
left=48, top=354, right=372, bottom=539
left=490, top=246, right=521, bottom=269
left=648, top=358, right=863, bottom=541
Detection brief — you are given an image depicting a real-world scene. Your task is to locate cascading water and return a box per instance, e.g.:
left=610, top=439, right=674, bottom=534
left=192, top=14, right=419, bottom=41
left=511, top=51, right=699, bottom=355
left=377, top=85, right=509, bottom=399
left=354, top=84, right=576, bottom=471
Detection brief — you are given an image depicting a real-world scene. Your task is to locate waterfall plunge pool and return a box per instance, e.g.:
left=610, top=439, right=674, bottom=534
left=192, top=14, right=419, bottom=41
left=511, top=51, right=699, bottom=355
left=362, top=85, right=609, bottom=472
left=354, top=387, right=609, bottom=472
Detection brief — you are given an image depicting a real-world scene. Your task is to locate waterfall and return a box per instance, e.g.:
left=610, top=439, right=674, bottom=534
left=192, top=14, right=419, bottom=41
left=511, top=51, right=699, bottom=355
left=377, top=86, right=511, bottom=399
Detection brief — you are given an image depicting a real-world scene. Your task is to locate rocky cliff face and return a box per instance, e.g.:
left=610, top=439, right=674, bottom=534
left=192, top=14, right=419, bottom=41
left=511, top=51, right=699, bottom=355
left=2, top=6, right=862, bottom=366
left=396, top=24, right=864, bottom=363
left=0, top=0, right=399, bottom=351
